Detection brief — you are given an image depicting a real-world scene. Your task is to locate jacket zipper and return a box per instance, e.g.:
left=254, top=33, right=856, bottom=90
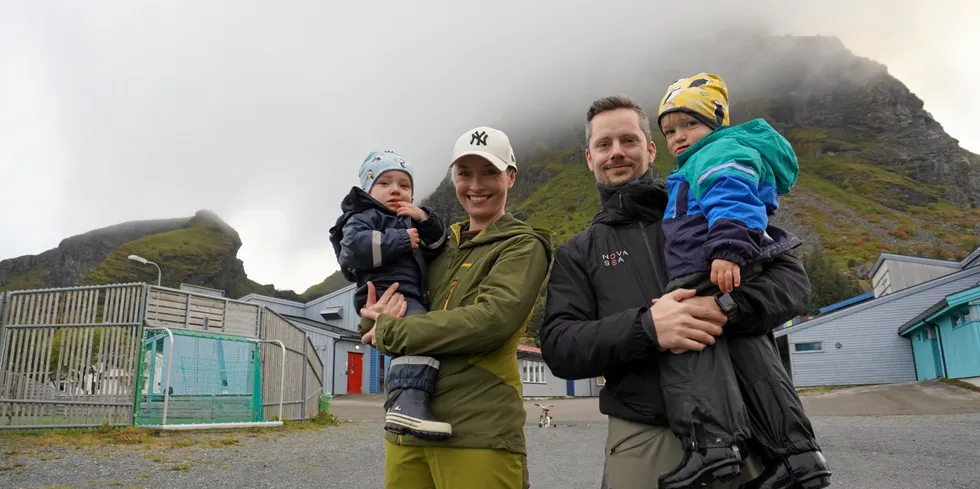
left=637, top=222, right=663, bottom=284
left=443, top=280, right=458, bottom=310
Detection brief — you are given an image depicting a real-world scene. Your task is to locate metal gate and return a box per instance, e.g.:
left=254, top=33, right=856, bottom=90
left=0, top=284, right=146, bottom=429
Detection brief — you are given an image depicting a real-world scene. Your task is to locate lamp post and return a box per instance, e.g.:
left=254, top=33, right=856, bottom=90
left=128, top=255, right=162, bottom=286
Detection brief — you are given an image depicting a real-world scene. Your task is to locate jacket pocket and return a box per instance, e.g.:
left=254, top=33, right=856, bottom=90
left=607, top=419, right=668, bottom=455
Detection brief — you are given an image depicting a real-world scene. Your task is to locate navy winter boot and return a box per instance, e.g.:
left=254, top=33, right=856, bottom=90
left=383, top=355, right=452, bottom=441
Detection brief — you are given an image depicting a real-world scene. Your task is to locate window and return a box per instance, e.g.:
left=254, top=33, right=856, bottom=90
left=794, top=342, right=823, bottom=353
left=596, top=376, right=606, bottom=386
left=926, top=327, right=937, bottom=339
left=521, top=360, right=547, bottom=384
left=952, top=310, right=970, bottom=329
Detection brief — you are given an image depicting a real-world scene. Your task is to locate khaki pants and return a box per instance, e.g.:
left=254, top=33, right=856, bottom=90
left=601, top=417, right=764, bottom=489
left=384, top=440, right=529, bottom=489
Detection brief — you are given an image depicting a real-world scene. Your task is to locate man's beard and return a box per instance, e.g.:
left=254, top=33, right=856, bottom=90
left=602, top=159, right=642, bottom=185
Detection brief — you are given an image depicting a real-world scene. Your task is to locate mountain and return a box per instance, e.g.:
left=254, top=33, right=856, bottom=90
left=3, top=34, right=977, bottom=310
left=0, top=210, right=310, bottom=300
left=421, top=35, right=980, bottom=276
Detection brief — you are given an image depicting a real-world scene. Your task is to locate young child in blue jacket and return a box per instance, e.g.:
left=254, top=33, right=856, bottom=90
left=328, top=150, right=452, bottom=441
left=653, top=74, right=831, bottom=489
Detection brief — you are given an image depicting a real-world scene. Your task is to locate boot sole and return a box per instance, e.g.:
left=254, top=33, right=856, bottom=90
left=659, top=462, right=742, bottom=489
left=799, top=474, right=831, bottom=489
left=385, top=412, right=453, bottom=441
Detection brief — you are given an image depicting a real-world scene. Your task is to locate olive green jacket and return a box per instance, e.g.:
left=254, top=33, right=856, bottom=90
left=359, top=213, right=554, bottom=454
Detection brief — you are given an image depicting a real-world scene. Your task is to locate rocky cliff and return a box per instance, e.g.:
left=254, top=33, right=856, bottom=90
left=420, top=34, right=980, bottom=275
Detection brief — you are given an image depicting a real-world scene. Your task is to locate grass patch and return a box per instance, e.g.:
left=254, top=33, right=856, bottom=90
left=0, top=424, right=162, bottom=450
left=1, top=422, right=256, bottom=454
left=940, top=377, right=980, bottom=394
left=282, top=411, right=341, bottom=430
left=168, top=461, right=193, bottom=472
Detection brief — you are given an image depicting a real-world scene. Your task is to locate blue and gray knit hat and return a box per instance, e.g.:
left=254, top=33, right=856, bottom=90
left=358, top=150, right=414, bottom=194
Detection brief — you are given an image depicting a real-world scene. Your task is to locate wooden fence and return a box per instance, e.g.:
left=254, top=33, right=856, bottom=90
left=259, top=308, right=323, bottom=421
left=144, top=286, right=260, bottom=338
left=0, top=283, right=324, bottom=428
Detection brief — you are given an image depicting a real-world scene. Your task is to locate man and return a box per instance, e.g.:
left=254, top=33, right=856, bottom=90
left=537, top=95, right=811, bottom=489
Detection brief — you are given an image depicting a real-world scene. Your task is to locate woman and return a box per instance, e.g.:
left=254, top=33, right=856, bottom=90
left=358, top=126, right=554, bottom=489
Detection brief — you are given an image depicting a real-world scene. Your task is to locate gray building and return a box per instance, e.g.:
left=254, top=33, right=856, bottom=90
left=775, top=247, right=980, bottom=388
left=518, top=345, right=600, bottom=398
left=244, top=285, right=606, bottom=398
left=241, top=285, right=381, bottom=397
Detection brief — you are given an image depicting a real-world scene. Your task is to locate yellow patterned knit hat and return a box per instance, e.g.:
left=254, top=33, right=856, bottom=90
left=657, top=73, right=730, bottom=133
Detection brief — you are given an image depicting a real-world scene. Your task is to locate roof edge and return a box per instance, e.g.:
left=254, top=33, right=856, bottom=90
left=776, top=266, right=980, bottom=338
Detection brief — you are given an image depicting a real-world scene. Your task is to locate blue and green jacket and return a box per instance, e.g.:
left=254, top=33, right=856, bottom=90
left=662, top=118, right=802, bottom=280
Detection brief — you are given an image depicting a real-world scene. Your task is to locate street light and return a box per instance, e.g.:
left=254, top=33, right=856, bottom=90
left=128, top=255, right=162, bottom=287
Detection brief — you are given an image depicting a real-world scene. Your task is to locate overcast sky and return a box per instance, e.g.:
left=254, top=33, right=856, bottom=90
left=2, top=0, right=978, bottom=293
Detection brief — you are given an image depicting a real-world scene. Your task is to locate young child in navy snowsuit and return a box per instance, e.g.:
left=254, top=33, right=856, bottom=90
left=654, top=74, right=831, bottom=489
left=328, top=150, right=452, bottom=441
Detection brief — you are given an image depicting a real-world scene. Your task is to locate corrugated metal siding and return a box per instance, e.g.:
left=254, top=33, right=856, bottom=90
left=239, top=296, right=306, bottom=318
left=788, top=268, right=980, bottom=387
left=941, top=318, right=980, bottom=379
left=369, top=347, right=379, bottom=394
left=304, top=285, right=359, bottom=333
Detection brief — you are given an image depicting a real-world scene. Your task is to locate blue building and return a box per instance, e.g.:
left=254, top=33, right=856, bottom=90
left=773, top=246, right=980, bottom=388
left=241, top=284, right=388, bottom=396
left=244, top=284, right=605, bottom=398
left=898, top=283, right=980, bottom=381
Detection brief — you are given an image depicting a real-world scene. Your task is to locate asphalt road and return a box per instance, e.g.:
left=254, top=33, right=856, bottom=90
left=2, top=381, right=979, bottom=489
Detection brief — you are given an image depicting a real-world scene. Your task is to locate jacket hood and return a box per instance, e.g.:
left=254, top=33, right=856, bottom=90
left=674, top=118, right=798, bottom=194
left=327, top=187, right=401, bottom=282
left=338, top=186, right=396, bottom=216
left=450, top=213, right=555, bottom=263
left=592, top=170, right=669, bottom=225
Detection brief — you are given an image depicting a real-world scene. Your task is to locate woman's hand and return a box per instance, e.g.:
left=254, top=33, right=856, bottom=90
left=359, top=282, right=408, bottom=346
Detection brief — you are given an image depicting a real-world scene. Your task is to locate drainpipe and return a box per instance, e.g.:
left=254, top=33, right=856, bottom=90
left=331, top=339, right=341, bottom=395
left=925, top=320, right=947, bottom=378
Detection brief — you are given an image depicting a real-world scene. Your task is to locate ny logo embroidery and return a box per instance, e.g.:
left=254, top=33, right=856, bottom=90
left=470, top=130, right=488, bottom=146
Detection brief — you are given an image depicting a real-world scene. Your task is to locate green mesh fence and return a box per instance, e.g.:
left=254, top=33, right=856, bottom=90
left=134, top=328, right=263, bottom=426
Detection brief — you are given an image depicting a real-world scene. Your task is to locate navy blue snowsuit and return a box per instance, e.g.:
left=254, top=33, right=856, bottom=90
left=328, top=187, right=448, bottom=313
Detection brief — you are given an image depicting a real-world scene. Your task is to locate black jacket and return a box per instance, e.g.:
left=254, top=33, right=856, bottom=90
left=328, top=187, right=447, bottom=311
left=538, top=171, right=811, bottom=427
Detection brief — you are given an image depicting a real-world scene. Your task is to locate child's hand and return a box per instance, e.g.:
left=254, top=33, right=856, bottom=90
left=710, top=259, right=741, bottom=293
left=406, top=228, right=420, bottom=248
left=395, top=202, right=428, bottom=222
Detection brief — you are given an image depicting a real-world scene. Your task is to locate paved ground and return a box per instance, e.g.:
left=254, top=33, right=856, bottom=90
left=1, top=381, right=979, bottom=489
left=328, top=379, right=980, bottom=422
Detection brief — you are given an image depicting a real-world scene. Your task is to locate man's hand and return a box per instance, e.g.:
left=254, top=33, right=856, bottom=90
left=711, top=258, right=741, bottom=293
left=395, top=202, right=428, bottom=222
left=650, top=288, right=728, bottom=353
left=406, top=228, right=420, bottom=249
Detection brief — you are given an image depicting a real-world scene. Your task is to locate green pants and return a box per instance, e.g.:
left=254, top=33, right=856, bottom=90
left=601, top=417, right=764, bottom=489
left=385, top=440, right=529, bottom=489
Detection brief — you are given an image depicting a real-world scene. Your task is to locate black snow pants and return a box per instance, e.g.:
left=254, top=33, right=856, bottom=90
left=658, top=265, right=821, bottom=461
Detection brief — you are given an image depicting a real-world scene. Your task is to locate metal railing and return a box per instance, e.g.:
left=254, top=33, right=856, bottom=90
left=0, top=282, right=324, bottom=429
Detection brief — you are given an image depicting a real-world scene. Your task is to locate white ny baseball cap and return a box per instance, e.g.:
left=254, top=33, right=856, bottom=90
left=450, top=126, right=517, bottom=172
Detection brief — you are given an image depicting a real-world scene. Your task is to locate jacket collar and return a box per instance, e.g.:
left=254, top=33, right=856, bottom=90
left=339, top=186, right=397, bottom=215
left=592, top=169, right=668, bottom=225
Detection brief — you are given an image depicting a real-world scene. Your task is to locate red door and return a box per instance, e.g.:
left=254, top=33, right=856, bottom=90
left=347, top=352, right=363, bottom=394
